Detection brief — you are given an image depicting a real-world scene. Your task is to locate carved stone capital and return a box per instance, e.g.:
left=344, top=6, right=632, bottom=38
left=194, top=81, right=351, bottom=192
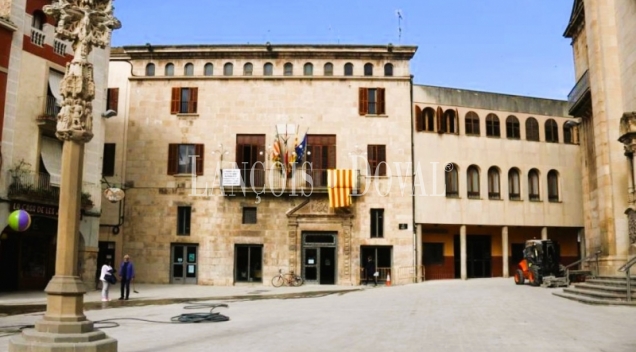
left=618, top=112, right=636, bottom=146
left=55, top=62, right=95, bottom=143
left=626, top=206, right=636, bottom=245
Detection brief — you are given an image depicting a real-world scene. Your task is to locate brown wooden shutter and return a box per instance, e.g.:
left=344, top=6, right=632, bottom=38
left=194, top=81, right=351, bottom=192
left=170, top=87, right=180, bottom=114
left=455, top=108, right=460, bottom=135
left=189, top=87, right=198, bottom=113
left=108, top=88, right=119, bottom=111
left=358, top=88, right=368, bottom=115
left=167, top=144, right=178, bottom=175
left=195, top=144, right=204, bottom=176
left=415, top=106, right=422, bottom=131
left=436, top=107, right=443, bottom=133
left=377, top=88, right=386, bottom=115
left=327, top=145, right=336, bottom=169
left=378, top=145, right=386, bottom=176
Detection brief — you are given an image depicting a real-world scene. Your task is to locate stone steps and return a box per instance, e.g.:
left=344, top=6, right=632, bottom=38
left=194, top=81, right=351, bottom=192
left=553, top=275, right=636, bottom=306
left=552, top=292, right=636, bottom=307
left=573, top=283, right=632, bottom=294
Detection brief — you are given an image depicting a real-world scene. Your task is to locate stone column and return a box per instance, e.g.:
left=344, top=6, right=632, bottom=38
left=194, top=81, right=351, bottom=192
left=619, top=114, right=636, bottom=249
left=502, top=226, right=509, bottom=278
left=578, top=228, right=586, bottom=270
left=460, top=225, right=467, bottom=280
left=625, top=148, right=635, bottom=204
left=416, top=224, right=423, bottom=282
left=541, top=227, right=548, bottom=240
left=9, top=2, right=120, bottom=351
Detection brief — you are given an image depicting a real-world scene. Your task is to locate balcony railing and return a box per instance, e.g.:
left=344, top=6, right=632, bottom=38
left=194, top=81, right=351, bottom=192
left=53, top=39, right=67, bottom=56
left=7, top=171, right=94, bottom=208
left=37, top=95, right=60, bottom=128
left=567, top=69, right=590, bottom=115
left=30, top=28, right=45, bottom=47
left=220, top=168, right=360, bottom=195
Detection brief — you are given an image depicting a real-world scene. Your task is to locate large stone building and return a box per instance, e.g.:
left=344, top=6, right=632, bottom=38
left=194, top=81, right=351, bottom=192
left=0, top=0, right=111, bottom=291
left=104, top=44, right=418, bottom=286
left=564, top=0, right=636, bottom=275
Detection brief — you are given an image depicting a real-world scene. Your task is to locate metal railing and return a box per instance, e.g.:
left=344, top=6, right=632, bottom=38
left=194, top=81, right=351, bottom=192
left=618, top=255, right=636, bottom=302
left=53, top=39, right=67, bottom=56
left=7, top=171, right=95, bottom=208
left=221, top=168, right=360, bottom=194
left=563, top=250, right=601, bottom=285
left=40, top=95, right=60, bottom=120
left=30, top=28, right=45, bottom=46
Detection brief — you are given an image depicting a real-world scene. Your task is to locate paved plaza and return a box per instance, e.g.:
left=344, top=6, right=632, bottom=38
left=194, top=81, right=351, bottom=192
left=1, top=278, right=635, bottom=352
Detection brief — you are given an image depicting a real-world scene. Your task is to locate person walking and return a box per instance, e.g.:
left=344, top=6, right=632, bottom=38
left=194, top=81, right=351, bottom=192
left=365, top=256, right=377, bottom=286
left=118, top=254, right=135, bottom=300
left=99, top=260, right=114, bottom=302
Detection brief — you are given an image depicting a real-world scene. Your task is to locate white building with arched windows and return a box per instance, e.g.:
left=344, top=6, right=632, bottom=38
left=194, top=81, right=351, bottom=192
left=413, top=84, right=584, bottom=280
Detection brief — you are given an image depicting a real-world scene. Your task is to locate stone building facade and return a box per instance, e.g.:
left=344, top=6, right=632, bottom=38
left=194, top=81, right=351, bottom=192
left=0, top=0, right=111, bottom=291
left=413, top=85, right=584, bottom=280
left=564, top=0, right=636, bottom=275
left=104, top=44, right=417, bottom=286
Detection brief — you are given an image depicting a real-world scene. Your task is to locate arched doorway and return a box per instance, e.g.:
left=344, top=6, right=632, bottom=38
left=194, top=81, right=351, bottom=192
left=0, top=216, right=58, bottom=291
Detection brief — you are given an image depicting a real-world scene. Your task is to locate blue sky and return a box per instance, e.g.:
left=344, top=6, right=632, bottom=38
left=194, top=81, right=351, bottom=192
left=111, top=0, right=575, bottom=100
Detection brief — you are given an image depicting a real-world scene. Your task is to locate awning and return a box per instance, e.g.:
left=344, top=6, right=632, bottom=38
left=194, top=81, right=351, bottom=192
left=48, top=70, right=64, bottom=105
left=41, top=137, right=63, bottom=186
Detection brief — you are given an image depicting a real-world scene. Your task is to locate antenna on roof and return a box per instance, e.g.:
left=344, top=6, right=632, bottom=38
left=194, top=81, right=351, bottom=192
left=328, top=25, right=340, bottom=44
left=396, top=10, right=403, bottom=44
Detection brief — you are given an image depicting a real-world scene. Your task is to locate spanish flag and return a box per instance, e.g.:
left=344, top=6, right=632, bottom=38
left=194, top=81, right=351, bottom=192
left=328, top=169, right=353, bottom=208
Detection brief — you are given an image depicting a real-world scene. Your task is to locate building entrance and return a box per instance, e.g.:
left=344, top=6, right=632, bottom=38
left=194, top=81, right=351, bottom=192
left=170, top=244, right=198, bottom=284
left=360, top=246, right=392, bottom=283
left=454, top=235, right=492, bottom=278
left=235, top=244, right=263, bottom=283
left=302, top=232, right=337, bottom=285
left=95, top=241, right=116, bottom=289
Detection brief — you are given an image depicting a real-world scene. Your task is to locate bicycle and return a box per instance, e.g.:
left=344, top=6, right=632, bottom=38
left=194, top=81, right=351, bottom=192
left=271, top=269, right=304, bottom=287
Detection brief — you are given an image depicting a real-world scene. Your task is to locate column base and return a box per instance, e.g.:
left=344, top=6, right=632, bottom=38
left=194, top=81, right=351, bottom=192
left=9, top=330, right=117, bottom=352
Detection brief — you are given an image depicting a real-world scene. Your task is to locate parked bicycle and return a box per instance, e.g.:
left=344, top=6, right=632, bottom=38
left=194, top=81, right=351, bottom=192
left=271, top=269, right=304, bottom=287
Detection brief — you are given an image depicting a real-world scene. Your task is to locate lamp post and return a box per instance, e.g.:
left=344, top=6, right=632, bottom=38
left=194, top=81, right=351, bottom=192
left=9, top=1, right=120, bottom=351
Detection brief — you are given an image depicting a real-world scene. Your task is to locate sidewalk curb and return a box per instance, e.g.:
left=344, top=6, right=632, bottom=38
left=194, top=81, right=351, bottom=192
left=0, top=288, right=362, bottom=316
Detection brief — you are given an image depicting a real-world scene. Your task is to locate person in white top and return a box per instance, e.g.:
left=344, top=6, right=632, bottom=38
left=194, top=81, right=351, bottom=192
left=99, top=260, right=114, bottom=301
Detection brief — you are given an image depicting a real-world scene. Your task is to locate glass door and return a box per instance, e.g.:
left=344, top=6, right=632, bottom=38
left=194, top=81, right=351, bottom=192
left=234, top=245, right=263, bottom=283
left=171, top=244, right=198, bottom=284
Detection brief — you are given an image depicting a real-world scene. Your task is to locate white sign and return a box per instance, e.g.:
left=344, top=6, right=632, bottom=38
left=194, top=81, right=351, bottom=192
left=222, top=169, right=241, bottom=187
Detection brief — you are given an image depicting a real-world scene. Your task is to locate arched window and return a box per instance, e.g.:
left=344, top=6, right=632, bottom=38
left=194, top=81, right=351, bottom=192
left=548, top=170, right=559, bottom=202
left=488, top=167, right=500, bottom=200
left=445, top=164, right=459, bottom=197
left=526, top=117, right=539, bottom=141
left=165, top=63, right=174, bottom=76
left=485, top=114, right=500, bottom=137
left=243, top=62, right=253, bottom=76
left=264, top=62, right=273, bottom=76
left=508, top=168, right=521, bottom=200
left=344, top=63, right=353, bottom=76
left=145, top=63, right=155, bottom=76
left=32, top=10, right=46, bottom=30
left=545, top=119, right=559, bottom=143
left=465, top=111, right=480, bottom=136
left=441, top=109, right=458, bottom=134
left=283, top=62, right=293, bottom=76
left=324, top=63, right=333, bottom=76
left=184, top=63, right=194, bottom=76
left=364, top=63, right=373, bottom=76
left=506, top=115, right=520, bottom=139
left=223, top=62, right=233, bottom=76
left=467, top=165, right=480, bottom=199
left=204, top=63, right=213, bottom=76
left=528, top=169, right=540, bottom=201
left=384, top=63, right=393, bottom=76
left=564, top=123, right=578, bottom=144
left=303, top=63, right=313, bottom=76
left=416, top=107, right=435, bottom=132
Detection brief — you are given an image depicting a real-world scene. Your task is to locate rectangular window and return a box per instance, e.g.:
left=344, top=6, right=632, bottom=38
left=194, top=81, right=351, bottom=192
left=102, top=143, right=116, bottom=177
left=370, top=209, right=384, bottom=238
left=242, top=207, right=257, bottom=224
left=358, top=88, right=386, bottom=115
left=367, top=145, right=386, bottom=176
left=167, top=144, right=204, bottom=175
left=106, top=88, right=119, bottom=112
left=423, top=243, right=444, bottom=265
left=170, top=87, right=198, bottom=114
left=236, top=135, right=266, bottom=188
left=306, top=135, right=337, bottom=188
left=177, top=206, right=191, bottom=235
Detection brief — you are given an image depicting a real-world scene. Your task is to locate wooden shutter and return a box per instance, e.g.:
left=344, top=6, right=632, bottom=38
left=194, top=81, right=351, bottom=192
left=455, top=108, right=460, bottom=135
left=195, top=144, right=204, bottom=176
left=436, top=107, right=443, bottom=133
left=107, top=88, right=119, bottom=111
left=377, top=88, right=386, bottom=115
left=415, top=106, right=422, bottom=131
left=358, top=88, right=368, bottom=115
left=378, top=145, right=386, bottom=176
left=367, top=145, right=376, bottom=174
left=170, top=87, right=180, bottom=114
left=167, top=144, right=178, bottom=175
left=189, top=87, right=198, bottom=113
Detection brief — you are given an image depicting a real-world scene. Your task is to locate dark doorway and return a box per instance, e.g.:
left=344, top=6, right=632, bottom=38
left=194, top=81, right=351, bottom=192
left=319, top=247, right=335, bottom=284
left=454, top=235, right=492, bottom=278
left=96, top=241, right=116, bottom=289
left=360, top=246, right=392, bottom=283
left=302, top=232, right=337, bottom=284
left=235, top=245, right=263, bottom=283
left=170, top=244, right=198, bottom=284
left=0, top=233, right=20, bottom=291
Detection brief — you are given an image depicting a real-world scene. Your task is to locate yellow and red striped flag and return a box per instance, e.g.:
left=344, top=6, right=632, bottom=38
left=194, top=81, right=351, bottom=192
left=328, top=169, right=353, bottom=208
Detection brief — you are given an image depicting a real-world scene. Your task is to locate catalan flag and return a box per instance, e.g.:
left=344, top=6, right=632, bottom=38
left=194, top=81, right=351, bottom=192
left=328, top=169, right=354, bottom=208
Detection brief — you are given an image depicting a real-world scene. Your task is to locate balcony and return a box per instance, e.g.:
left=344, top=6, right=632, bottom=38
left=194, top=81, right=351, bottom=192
left=567, top=69, right=591, bottom=115
left=53, top=39, right=67, bottom=56
left=220, top=168, right=361, bottom=195
left=37, top=95, right=60, bottom=131
left=7, top=171, right=94, bottom=209
left=30, top=28, right=45, bottom=47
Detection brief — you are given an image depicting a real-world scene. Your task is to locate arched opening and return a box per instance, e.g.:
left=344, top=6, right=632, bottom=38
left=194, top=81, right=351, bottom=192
left=184, top=63, right=194, bottom=76
left=467, top=165, right=480, bottom=199
left=304, top=63, right=313, bottom=76
left=344, top=62, right=353, bottom=76
left=548, top=170, right=559, bottom=202
left=508, top=168, right=521, bottom=200
left=485, top=113, right=500, bottom=137
left=324, top=62, right=333, bottom=76
left=204, top=63, right=213, bottom=76
left=364, top=63, right=373, bottom=76
left=445, top=163, right=459, bottom=197
left=545, top=119, right=559, bottom=143
left=263, top=62, right=273, bottom=76
left=243, top=62, right=253, bottom=76
left=31, top=10, right=46, bottom=30
left=145, top=63, right=155, bottom=76
left=487, top=167, right=500, bottom=199
left=165, top=63, right=174, bottom=76
left=284, top=62, right=293, bottom=76
left=465, top=111, right=480, bottom=136
left=506, top=115, right=520, bottom=139
left=384, top=63, right=393, bottom=76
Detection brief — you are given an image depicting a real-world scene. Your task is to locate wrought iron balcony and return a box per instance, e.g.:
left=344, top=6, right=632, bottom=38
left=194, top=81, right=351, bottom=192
left=567, top=70, right=590, bottom=115
left=7, top=171, right=94, bottom=209
left=220, top=168, right=361, bottom=195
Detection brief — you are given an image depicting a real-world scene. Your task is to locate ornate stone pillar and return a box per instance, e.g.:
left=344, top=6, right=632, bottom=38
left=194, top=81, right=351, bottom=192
left=9, top=1, right=120, bottom=351
left=619, top=112, right=636, bottom=248
left=460, top=225, right=467, bottom=280
left=502, top=226, right=509, bottom=278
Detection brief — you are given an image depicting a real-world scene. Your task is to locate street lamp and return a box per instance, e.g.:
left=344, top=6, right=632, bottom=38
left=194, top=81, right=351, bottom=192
left=10, top=1, right=121, bottom=351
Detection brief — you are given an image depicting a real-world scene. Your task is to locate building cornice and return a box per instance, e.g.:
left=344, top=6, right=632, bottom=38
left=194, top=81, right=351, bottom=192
left=563, top=0, right=584, bottom=39
left=127, top=75, right=412, bottom=82
left=0, top=16, right=17, bottom=32
left=111, top=44, right=418, bottom=61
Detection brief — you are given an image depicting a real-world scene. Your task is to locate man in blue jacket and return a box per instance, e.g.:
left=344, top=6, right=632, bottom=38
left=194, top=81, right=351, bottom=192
left=118, top=254, right=135, bottom=300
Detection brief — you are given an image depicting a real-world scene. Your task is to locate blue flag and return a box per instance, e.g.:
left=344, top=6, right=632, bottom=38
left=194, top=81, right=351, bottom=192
left=295, top=134, right=308, bottom=164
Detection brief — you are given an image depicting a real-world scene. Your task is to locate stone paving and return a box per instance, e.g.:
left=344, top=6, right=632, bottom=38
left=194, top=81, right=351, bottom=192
left=1, top=278, right=635, bottom=351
